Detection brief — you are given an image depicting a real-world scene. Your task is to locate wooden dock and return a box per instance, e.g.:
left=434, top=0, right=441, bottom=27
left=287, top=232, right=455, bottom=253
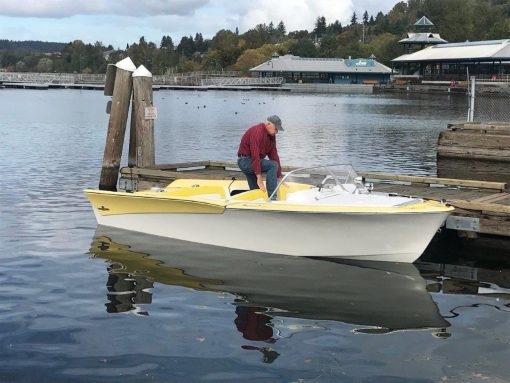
left=119, top=161, right=510, bottom=239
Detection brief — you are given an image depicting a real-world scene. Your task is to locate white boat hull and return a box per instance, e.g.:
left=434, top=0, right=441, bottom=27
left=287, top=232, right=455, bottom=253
left=93, top=208, right=448, bottom=262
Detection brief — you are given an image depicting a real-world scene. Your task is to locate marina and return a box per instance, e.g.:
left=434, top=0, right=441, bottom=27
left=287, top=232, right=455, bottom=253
left=1, top=84, right=509, bottom=382
left=3, top=2, right=510, bottom=380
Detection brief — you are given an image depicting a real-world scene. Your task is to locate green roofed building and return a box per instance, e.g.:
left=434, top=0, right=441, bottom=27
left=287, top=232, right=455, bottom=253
left=250, top=53, right=392, bottom=85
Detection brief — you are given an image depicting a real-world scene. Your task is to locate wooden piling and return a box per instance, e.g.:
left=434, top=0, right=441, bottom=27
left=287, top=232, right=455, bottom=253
left=129, top=65, right=156, bottom=167
left=99, top=57, right=136, bottom=191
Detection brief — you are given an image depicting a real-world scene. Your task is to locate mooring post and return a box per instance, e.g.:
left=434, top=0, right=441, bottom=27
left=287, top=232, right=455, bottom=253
left=130, top=65, right=156, bottom=168
left=99, top=57, right=136, bottom=191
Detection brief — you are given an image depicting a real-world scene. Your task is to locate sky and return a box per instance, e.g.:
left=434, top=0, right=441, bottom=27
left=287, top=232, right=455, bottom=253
left=0, top=0, right=402, bottom=49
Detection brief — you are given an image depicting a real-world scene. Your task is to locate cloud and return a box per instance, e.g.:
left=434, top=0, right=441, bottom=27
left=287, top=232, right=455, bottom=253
left=218, top=0, right=355, bottom=33
left=0, top=0, right=401, bottom=47
left=0, top=0, right=209, bottom=18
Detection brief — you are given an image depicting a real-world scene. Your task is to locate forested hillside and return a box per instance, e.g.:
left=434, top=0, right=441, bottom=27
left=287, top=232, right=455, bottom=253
left=1, top=0, right=509, bottom=74
left=0, top=40, right=67, bottom=53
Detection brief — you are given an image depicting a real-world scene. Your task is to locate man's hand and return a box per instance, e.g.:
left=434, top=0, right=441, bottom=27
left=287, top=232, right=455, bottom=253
left=256, top=174, right=266, bottom=192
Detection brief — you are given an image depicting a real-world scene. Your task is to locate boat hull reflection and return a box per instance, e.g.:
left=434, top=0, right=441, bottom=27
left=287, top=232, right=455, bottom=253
left=90, top=226, right=450, bottom=332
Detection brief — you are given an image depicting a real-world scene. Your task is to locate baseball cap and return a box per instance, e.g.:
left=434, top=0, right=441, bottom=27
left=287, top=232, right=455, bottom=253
left=267, top=115, right=283, bottom=131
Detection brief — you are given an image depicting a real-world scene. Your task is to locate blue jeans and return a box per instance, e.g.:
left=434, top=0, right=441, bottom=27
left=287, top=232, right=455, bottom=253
left=237, top=157, right=279, bottom=199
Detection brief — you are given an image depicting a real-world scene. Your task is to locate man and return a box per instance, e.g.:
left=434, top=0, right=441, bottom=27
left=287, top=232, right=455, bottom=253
left=237, top=115, right=283, bottom=199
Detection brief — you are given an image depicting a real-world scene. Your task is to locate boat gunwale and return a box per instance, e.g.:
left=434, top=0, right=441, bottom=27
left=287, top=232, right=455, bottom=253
left=84, top=189, right=453, bottom=215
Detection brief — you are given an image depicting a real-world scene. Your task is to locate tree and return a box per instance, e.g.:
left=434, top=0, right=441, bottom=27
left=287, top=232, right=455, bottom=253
left=288, top=30, right=310, bottom=40
left=314, top=16, right=327, bottom=38
left=0, top=52, right=19, bottom=69
left=290, top=38, right=317, bottom=57
left=194, top=33, right=205, bottom=53
left=277, top=21, right=286, bottom=36
left=363, top=11, right=369, bottom=24
left=268, top=22, right=275, bottom=34
left=318, top=34, right=338, bottom=57
left=177, top=35, right=196, bottom=57
left=234, top=44, right=278, bottom=73
left=242, top=25, right=271, bottom=49
left=209, top=29, right=243, bottom=68
left=327, top=20, right=343, bottom=34
left=351, top=12, right=358, bottom=25
left=363, top=33, right=400, bottom=64
left=15, top=60, right=26, bottom=72
left=128, top=36, right=150, bottom=67
left=160, top=35, right=174, bottom=49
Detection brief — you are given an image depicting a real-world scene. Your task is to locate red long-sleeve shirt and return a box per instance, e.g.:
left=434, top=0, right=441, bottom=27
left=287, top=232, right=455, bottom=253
left=237, top=123, right=282, bottom=178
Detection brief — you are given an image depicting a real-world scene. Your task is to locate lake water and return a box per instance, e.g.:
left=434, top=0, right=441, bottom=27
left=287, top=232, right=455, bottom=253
left=1, top=89, right=509, bottom=382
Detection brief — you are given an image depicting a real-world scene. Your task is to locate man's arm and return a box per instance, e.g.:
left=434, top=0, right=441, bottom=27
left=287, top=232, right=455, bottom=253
left=256, top=174, right=266, bottom=192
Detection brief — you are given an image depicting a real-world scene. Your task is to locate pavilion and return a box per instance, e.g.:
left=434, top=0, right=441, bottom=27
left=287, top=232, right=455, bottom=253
left=392, top=39, right=510, bottom=81
left=250, top=53, right=392, bottom=84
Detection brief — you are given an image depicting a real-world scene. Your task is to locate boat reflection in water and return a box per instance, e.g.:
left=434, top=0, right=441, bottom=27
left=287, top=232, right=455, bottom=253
left=89, top=226, right=450, bottom=336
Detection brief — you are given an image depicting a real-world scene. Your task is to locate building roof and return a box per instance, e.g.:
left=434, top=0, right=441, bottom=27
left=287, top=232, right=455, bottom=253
left=399, top=32, right=447, bottom=45
left=250, top=54, right=392, bottom=74
left=414, top=16, right=434, bottom=26
left=393, top=39, right=510, bottom=62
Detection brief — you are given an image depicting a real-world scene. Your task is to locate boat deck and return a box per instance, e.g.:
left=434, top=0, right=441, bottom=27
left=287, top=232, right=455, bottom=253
left=119, top=161, right=510, bottom=238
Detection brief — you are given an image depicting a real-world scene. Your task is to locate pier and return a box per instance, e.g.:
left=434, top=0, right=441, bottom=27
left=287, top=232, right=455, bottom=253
left=0, top=71, right=287, bottom=92
left=118, top=161, right=510, bottom=239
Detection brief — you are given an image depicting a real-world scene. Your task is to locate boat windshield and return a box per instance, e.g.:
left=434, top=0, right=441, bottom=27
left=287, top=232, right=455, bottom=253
left=270, top=164, right=362, bottom=200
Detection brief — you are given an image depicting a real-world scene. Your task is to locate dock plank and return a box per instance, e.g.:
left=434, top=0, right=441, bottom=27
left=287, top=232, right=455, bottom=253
left=470, top=193, right=510, bottom=204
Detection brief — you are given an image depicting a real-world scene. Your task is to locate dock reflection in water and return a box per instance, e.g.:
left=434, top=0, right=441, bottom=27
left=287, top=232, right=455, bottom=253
left=89, top=226, right=450, bottom=337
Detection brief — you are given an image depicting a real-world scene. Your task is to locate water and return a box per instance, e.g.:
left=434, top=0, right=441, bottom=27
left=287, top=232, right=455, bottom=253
left=1, top=89, right=509, bottom=382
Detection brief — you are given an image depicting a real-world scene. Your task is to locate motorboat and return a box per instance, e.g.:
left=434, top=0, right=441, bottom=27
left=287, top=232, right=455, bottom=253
left=90, top=226, right=451, bottom=333
left=84, top=164, right=453, bottom=263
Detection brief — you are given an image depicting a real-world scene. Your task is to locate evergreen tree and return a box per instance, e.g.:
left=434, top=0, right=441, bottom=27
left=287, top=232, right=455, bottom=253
left=327, top=20, right=343, bottom=34
left=351, top=12, right=358, bottom=25
left=277, top=21, right=286, bottom=36
left=363, top=11, right=369, bottom=24
left=314, top=16, right=327, bottom=38
left=177, top=35, right=196, bottom=57
left=194, top=33, right=205, bottom=53
left=160, top=35, right=174, bottom=49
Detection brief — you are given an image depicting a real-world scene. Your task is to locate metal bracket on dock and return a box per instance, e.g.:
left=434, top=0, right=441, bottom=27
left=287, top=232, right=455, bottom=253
left=119, top=177, right=138, bottom=192
left=446, top=216, right=480, bottom=232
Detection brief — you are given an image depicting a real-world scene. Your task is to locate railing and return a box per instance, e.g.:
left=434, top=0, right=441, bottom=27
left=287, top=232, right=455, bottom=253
left=200, top=77, right=284, bottom=86
left=0, top=71, right=241, bottom=86
left=418, top=74, right=510, bottom=83
left=0, top=72, right=75, bottom=84
left=167, top=70, right=240, bottom=77
left=474, top=74, right=510, bottom=83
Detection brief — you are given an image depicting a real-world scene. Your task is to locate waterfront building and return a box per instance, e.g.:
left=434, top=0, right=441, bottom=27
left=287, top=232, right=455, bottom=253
left=392, top=39, right=510, bottom=81
left=250, top=53, right=392, bottom=84
left=399, top=16, right=447, bottom=54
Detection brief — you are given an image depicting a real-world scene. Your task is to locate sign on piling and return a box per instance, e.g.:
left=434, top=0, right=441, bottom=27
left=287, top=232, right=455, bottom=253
left=129, top=65, right=155, bottom=168
left=99, top=57, right=136, bottom=191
